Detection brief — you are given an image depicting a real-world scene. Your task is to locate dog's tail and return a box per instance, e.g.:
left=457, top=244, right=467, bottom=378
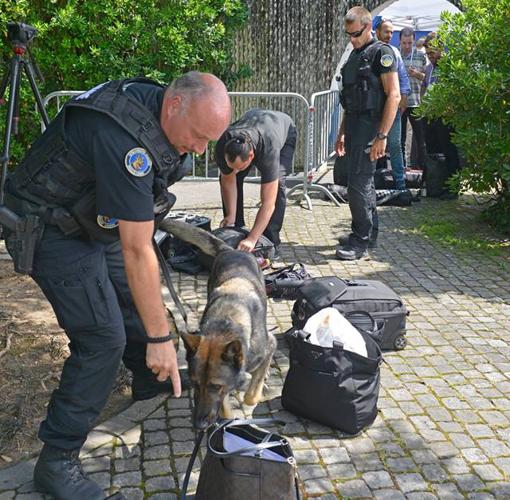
left=158, top=219, right=229, bottom=257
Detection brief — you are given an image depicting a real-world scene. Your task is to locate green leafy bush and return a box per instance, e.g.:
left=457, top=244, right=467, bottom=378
left=419, top=0, right=510, bottom=233
left=0, top=0, right=248, bottom=163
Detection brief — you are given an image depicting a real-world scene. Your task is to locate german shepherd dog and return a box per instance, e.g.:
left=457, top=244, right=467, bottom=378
left=158, top=219, right=277, bottom=430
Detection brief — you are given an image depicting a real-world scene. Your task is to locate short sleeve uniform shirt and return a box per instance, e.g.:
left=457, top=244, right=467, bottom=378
left=66, top=82, right=164, bottom=222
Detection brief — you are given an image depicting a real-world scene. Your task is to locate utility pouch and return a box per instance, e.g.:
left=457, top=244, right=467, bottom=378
left=1, top=205, right=44, bottom=275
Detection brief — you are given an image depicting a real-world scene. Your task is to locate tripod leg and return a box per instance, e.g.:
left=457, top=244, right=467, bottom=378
left=1, top=54, right=23, bottom=204
left=24, top=58, right=50, bottom=127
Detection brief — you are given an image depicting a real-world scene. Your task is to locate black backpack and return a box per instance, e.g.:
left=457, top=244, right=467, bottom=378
left=197, top=226, right=275, bottom=270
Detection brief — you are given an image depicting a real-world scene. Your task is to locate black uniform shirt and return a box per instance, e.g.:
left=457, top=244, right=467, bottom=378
left=66, top=82, right=164, bottom=221
left=215, top=109, right=294, bottom=183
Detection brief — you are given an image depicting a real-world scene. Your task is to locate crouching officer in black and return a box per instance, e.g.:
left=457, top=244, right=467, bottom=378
left=215, top=109, right=297, bottom=259
left=335, top=7, right=400, bottom=260
left=2, top=72, right=231, bottom=500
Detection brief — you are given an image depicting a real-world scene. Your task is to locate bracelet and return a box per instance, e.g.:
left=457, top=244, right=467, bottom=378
left=146, top=334, right=173, bottom=344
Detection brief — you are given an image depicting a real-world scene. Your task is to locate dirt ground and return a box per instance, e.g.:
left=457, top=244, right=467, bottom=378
left=0, top=258, right=132, bottom=469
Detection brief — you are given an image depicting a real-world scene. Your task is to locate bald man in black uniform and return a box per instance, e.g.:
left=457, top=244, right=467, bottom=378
left=3, top=72, right=231, bottom=500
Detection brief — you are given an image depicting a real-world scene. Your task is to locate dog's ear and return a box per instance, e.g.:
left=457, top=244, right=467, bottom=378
left=221, top=340, right=244, bottom=371
left=181, top=332, right=202, bottom=353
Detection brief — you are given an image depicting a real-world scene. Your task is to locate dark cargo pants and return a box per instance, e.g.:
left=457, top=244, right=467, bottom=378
left=24, top=226, right=158, bottom=450
left=345, top=115, right=379, bottom=249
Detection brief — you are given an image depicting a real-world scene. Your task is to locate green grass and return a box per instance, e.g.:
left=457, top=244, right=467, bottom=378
left=407, top=197, right=510, bottom=262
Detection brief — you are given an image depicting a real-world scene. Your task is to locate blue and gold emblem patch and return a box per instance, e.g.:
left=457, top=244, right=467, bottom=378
left=125, top=147, right=152, bottom=177
left=380, top=53, right=394, bottom=68
left=97, top=215, right=119, bottom=229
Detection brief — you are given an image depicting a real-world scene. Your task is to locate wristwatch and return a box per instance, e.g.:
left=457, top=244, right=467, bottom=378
left=376, top=132, right=388, bottom=140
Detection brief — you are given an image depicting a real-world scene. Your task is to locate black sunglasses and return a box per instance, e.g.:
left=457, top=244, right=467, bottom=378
left=346, top=24, right=367, bottom=38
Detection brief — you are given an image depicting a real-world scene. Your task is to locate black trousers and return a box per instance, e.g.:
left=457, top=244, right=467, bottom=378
left=424, top=118, right=461, bottom=178
left=221, top=127, right=296, bottom=247
left=21, top=227, right=161, bottom=450
left=401, top=108, right=427, bottom=169
left=344, top=116, right=379, bottom=249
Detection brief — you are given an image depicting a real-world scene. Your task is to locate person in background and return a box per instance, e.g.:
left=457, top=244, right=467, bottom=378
left=399, top=27, right=428, bottom=171
left=335, top=7, right=400, bottom=260
left=422, top=32, right=461, bottom=198
left=375, top=18, right=410, bottom=190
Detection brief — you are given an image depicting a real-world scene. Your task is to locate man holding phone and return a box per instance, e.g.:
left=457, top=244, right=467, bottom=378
left=335, top=6, right=400, bottom=260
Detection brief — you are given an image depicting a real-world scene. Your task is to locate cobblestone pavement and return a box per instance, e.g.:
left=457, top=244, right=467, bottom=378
left=1, top=192, right=510, bottom=500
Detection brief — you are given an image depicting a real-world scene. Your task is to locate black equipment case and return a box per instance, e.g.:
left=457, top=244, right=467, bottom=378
left=291, top=277, right=408, bottom=350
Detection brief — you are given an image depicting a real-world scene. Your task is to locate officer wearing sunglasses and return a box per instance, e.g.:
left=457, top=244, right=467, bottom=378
left=335, top=6, right=400, bottom=260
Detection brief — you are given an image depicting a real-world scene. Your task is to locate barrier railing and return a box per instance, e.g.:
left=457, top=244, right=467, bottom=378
left=42, top=90, right=310, bottom=183
left=286, top=89, right=342, bottom=209
left=42, top=88, right=339, bottom=210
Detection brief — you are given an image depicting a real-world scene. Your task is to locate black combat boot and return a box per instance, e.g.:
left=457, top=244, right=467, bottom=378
left=33, top=444, right=106, bottom=500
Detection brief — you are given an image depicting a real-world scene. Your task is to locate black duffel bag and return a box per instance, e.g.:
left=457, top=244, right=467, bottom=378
left=291, top=277, right=408, bottom=351
left=197, top=226, right=275, bottom=270
left=282, top=329, right=382, bottom=435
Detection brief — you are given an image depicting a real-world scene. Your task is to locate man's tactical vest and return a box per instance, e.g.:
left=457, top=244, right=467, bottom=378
left=340, top=40, right=387, bottom=116
left=5, top=78, right=190, bottom=243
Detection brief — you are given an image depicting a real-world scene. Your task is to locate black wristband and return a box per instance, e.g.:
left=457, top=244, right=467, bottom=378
left=146, top=334, right=173, bottom=344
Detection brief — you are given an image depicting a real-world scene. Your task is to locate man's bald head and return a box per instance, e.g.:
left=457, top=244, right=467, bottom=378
left=161, top=71, right=231, bottom=155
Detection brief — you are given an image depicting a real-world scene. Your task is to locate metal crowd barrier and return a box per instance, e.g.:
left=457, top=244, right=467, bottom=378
left=286, top=89, right=342, bottom=209
left=42, top=90, right=310, bottom=182
left=42, top=88, right=340, bottom=209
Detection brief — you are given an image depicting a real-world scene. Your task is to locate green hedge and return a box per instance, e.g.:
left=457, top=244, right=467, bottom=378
left=420, top=0, right=510, bottom=233
left=0, top=0, right=248, bottom=163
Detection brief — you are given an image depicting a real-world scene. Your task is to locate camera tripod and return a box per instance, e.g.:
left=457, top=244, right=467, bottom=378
left=0, top=22, right=47, bottom=273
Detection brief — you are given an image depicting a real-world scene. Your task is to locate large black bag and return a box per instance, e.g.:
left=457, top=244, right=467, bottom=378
left=333, top=154, right=349, bottom=186
left=193, top=419, right=300, bottom=500
left=156, top=211, right=211, bottom=274
left=426, top=153, right=450, bottom=198
left=291, top=277, right=408, bottom=350
left=264, top=263, right=312, bottom=300
left=282, top=329, right=382, bottom=435
left=197, top=226, right=275, bottom=270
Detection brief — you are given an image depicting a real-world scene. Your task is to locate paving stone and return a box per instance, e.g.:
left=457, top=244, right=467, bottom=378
left=477, top=439, right=510, bottom=457
left=88, top=472, right=111, bottom=489
left=118, top=488, right=144, bottom=500
left=0, top=492, right=15, bottom=499
left=432, top=482, right=464, bottom=499
left=299, top=464, right=328, bottom=480
left=82, top=456, right=111, bottom=474
left=386, top=457, right=416, bottom=473
left=454, top=473, right=485, bottom=492
left=374, top=489, right=406, bottom=499
left=351, top=453, right=384, bottom=471
left=466, top=494, right=496, bottom=500
left=326, top=463, right=357, bottom=479
left=144, top=445, right=172, bottom=460
left=320, top=447, right=350, bottom=464
left=362, top=470, right=394, bottom=489
left=337, top=479, right=371, bottom=498
left=144, top=431, right=170, bottom=447
left=112, top=471, right=142, bottom=488
left=471, top=464, right=503, bottom=482
left=143, top=459, right=172, bottom=477
left=406, top=493, right=438, bottom=500
left=303, top=477, right=335, bottom=495
left=145, top=476, right=176, bottom=492
left=421, top=464, right=449, bottom=483
left=113, top=458, right=140, bottom=473
left=395, top=473, right=428, bottom=493
left=292, top=447, right=319, bottom=464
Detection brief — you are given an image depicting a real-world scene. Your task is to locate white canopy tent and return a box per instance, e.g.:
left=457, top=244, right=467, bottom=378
left=376, top=0, right=461, bottom=32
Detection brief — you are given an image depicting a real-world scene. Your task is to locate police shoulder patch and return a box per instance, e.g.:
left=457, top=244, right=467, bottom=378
left=125, top=147, right=152, bottom=177
left=380, top=53, right=394, bottom=68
